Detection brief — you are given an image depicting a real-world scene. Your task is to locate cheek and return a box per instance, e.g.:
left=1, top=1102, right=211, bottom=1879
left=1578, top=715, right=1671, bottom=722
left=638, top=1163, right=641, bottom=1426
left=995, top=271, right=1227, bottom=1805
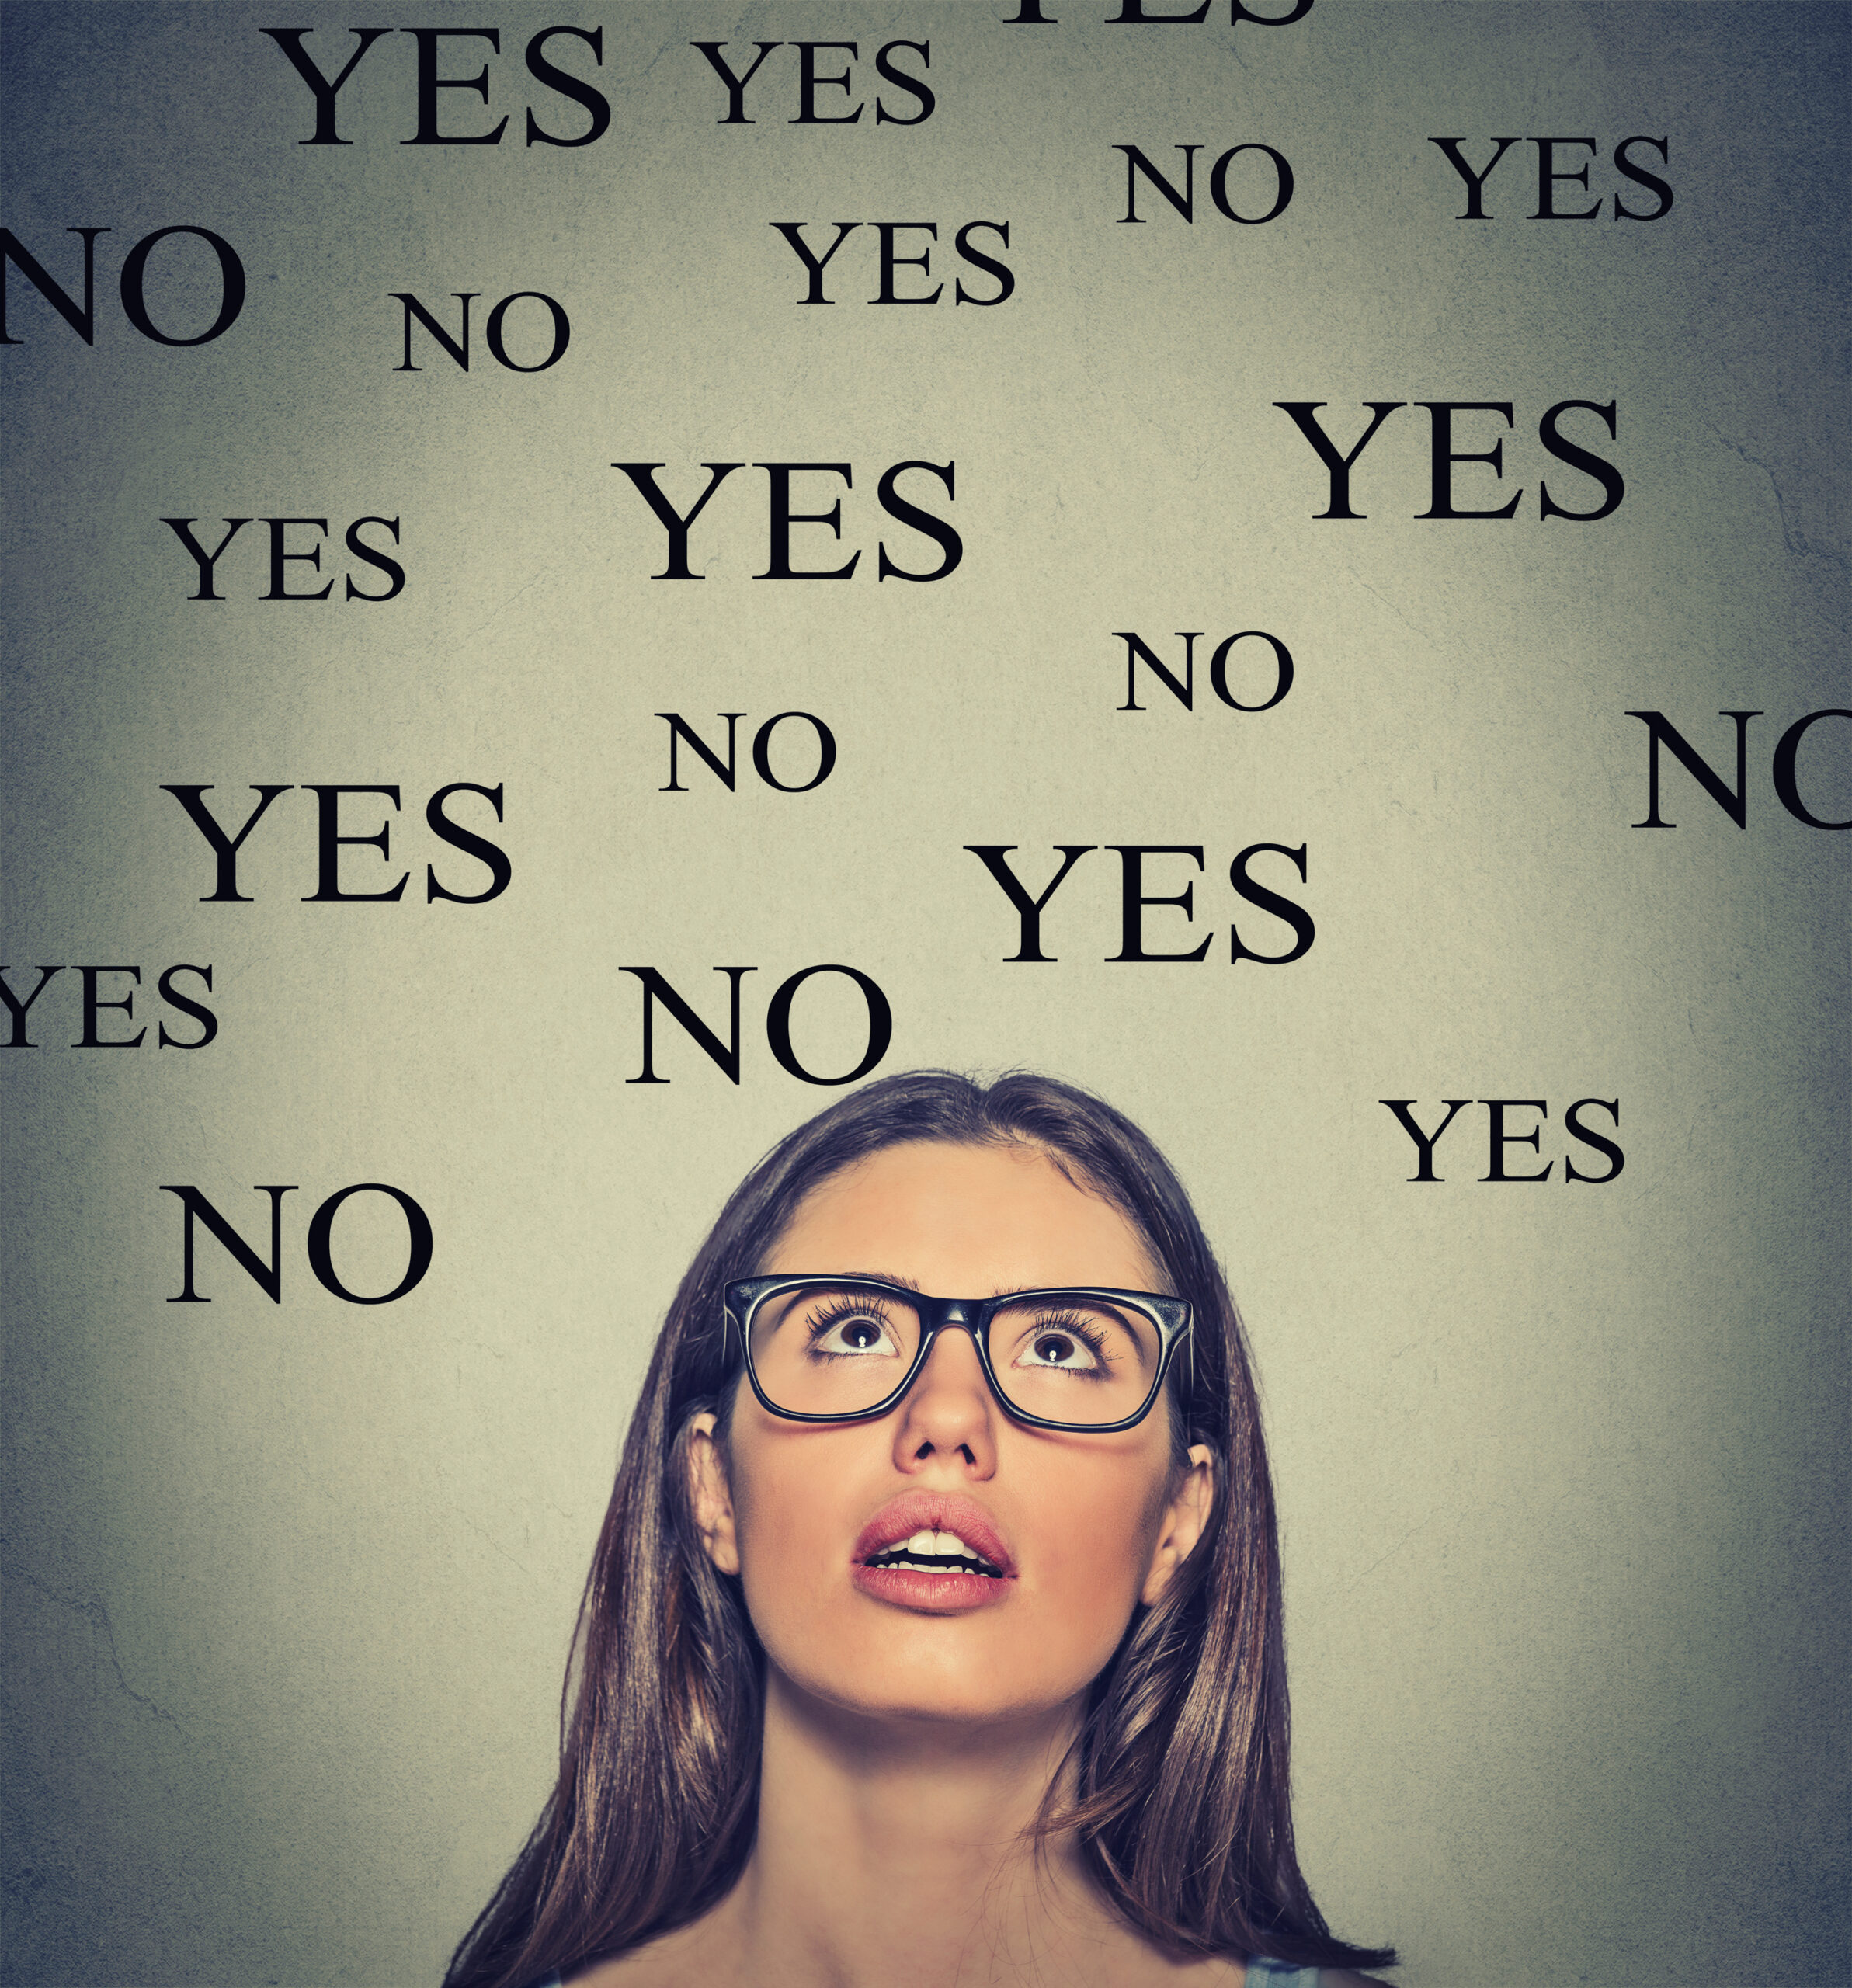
left=727, top=1448, right=841, bottom=1635
left=1031, top=1481, right=1162, bottom=1618
left=1013, top=1450, right=1175, bottom=1670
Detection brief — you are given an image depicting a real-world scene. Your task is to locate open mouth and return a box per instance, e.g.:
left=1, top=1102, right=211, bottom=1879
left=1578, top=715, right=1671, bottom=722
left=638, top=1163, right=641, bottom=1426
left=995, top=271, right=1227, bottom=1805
left=862, top=1528, right=1005, bottom=1579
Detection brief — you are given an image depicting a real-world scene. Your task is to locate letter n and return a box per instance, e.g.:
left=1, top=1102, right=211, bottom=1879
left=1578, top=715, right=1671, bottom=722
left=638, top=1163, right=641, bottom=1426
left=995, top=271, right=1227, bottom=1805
left=390, top=292, right=478, bottom=371
left=0, top=228, right=109, bottom=344
left=1114, top=145, right=1197, bottom=224
left=621, top=966, right=756, bottom=1082
left=1624, top=710, right=1761, bottom=828
left=161, top=1184, right=297, bottom=1302
left=1116, top=631, right=1197, bottom=710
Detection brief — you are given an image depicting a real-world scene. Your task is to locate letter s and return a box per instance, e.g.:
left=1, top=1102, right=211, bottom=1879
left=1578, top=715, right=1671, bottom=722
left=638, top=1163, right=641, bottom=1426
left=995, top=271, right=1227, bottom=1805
left=426, top=783, right=512, bottom=904
left=1538, top=400, right=1624, bottom=521
left=877, top=460, right=962, bottom=582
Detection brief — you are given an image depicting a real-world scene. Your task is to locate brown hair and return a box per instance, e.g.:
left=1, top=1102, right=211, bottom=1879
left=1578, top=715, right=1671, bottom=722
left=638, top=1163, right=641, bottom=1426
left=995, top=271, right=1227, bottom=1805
left=444, top=1070, right=1395, bottom=1986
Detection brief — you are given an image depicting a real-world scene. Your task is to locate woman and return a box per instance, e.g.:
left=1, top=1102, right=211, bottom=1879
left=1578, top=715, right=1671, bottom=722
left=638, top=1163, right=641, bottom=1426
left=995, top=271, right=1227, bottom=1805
left=446, top=1071, right=1396, bottom=1988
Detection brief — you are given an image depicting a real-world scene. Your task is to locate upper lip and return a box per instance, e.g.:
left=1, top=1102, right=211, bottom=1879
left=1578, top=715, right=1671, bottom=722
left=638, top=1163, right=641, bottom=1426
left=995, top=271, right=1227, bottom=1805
left=853, top=1491, right=1017, bottom=1576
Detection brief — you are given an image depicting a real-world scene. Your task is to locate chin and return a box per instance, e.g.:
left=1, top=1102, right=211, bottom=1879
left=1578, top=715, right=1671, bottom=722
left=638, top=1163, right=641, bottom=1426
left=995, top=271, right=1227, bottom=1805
left=781, top=1622, right=1096, bottom=1732
left=811, top=1674, right=1076, bottom=1732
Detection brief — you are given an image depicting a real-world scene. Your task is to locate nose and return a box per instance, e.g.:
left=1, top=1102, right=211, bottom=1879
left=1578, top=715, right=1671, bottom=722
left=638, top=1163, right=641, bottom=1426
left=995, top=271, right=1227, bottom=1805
left=892, top=1321, right=996, bottom=1474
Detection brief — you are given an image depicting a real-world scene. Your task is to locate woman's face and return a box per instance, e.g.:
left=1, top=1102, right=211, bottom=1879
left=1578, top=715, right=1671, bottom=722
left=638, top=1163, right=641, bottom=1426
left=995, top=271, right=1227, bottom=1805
left=690, top=1139, right=1214, bottom=1729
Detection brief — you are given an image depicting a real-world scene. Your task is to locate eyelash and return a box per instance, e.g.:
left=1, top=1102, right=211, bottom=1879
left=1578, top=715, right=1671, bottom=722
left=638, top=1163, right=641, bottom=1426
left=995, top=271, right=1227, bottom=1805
left=1023, top=1311, right=1114, bottom=1371
left=802, top=1295, right=899, bottom=1355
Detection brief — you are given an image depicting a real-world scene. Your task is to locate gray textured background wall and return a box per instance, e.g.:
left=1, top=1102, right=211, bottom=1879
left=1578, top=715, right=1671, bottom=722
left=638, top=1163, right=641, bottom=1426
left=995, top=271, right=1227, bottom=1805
left=2, top=5, right=1847, bottom=1984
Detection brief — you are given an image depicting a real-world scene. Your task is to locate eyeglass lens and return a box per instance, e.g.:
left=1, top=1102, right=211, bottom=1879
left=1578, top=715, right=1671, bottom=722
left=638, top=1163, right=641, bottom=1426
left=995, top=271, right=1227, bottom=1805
left=747, top=1281, right=1163, bottom=1424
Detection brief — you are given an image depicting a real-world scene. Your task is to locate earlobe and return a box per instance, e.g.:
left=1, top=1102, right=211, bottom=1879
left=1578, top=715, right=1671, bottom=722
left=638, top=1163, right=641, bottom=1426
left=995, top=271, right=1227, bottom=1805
left=1140, top=1443, right=1215, bottom=1607
left=686, top=1412, right=742, bottom=1576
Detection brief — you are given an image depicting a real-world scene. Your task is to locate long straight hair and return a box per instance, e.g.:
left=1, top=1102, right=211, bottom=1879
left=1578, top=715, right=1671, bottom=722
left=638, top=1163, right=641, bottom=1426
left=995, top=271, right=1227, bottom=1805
left=445, top=1071, right=1395, bottom=1986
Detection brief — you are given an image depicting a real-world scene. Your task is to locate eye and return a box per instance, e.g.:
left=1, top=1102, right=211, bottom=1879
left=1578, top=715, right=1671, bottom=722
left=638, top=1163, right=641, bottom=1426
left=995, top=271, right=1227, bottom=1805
left=1010, top=1314, right=1107, bottom=1373
left=804, top=1302, right=904, bottom=1360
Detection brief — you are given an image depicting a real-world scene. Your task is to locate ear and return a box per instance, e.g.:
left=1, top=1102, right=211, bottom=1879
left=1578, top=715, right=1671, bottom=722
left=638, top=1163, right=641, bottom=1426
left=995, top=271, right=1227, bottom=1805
left=686, top=1411, right=742, bottom=1576
left=1141, top=1443, right=1214, bottom=1607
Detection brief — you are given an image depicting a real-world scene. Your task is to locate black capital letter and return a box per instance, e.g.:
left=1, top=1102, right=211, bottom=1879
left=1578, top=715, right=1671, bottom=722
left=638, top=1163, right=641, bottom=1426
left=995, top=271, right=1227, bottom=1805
left=1625, top=711, right=1760, bottom=829
left=162, top=1184, right=297, bottom=1303
left=403, top=28, right=509, bottom=144
left=964, top=846, right=1094, bottom=961
left=1427, top=138, right=1520, bottom=220
left=164, top=784, right=294, bottom=901
left=692, top=41, right=781, bottom=123
left=1772, top=710, right=1852, bottom=829
left=163, top=517, right=252, bottom=600
left=0, top=966, right=63, bottom=1048
left=306, top=1184, right=435, bottom=1303
left=1417, top=402, right=1520, bottom=520
left=303, top=785, right=409, bottom=901
left=1276, top=402, right=1404, bottom=518
left=262, top=28, right=392, bottom=144
left=613, top=462, right=743, bottom=579
left=1108, top=846, right=1211, bottom=961
left=1482, top=1100, right=1553, bottom=1182
left=765, top=966, right=893, bottom=1085
left=1381, top=1100, right=1470, bottom=1183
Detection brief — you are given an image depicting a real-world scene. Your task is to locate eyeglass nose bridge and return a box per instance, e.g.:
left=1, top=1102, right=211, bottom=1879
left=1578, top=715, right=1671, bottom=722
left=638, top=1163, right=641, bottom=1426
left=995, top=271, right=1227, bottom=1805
left=872, top=1302, right=992, bottom=1416
left=902, top=1306, right=990, bottom=1399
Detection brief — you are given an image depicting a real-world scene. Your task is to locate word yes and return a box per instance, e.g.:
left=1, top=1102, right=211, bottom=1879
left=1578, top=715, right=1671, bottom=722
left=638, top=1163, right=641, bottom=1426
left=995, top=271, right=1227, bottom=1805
left=967, top=844, right=1315, bottom=965
left=613, top=461, right=961, bottom=582
left=1277, top=400, right=1624, bottom=520
left=163, top=784, right=510, bottom=902
left=695, top=40, right=933, bottom=125
left=1430, top=137, right=1673, bottom=221
left=1, top=965, right=216, bottom=1048
left=1381, top=1099, right=1624, bottom=1183
left=772, top=222, right=1012, bottom=306
left=162, top=516, right=405, bottom=600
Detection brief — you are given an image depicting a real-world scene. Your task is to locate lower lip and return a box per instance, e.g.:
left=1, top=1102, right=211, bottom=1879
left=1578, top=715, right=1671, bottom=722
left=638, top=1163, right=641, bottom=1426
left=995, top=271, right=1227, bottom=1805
left=851, top=1563, right=1013, bottom=1613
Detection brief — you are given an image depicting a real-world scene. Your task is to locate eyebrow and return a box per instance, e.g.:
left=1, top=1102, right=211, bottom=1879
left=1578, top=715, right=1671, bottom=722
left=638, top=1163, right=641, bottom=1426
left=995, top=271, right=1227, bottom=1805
left=836, top=1272, right=1132, bottom=1302
left=845, top=1268, right=924, bottom=1293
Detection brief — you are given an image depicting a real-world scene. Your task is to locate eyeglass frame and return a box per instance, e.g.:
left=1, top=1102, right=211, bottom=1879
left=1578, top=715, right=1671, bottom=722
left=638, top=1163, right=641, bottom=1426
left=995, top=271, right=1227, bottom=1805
left=721, top=1274, right=1195, bottom=1435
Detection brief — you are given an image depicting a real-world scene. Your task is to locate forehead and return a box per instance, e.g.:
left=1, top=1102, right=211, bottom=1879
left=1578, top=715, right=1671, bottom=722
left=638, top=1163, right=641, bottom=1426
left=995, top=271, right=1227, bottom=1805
left=765, top=1139, right=1159, bottom=1294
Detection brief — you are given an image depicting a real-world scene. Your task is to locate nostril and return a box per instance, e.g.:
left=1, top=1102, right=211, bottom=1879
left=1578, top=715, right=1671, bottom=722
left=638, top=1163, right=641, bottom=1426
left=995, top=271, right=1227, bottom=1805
left=908, top=1438, right=981, bottom=1464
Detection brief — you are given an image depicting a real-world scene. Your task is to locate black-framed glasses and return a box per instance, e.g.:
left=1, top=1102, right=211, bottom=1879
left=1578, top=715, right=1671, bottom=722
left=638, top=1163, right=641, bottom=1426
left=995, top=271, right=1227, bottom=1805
left=723, top=1276, right=1193, bottom=1434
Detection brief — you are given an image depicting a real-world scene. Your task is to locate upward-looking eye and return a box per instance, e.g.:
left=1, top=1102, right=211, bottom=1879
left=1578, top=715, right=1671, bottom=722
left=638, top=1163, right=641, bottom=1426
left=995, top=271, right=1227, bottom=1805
left=1009, top=1312, right=1110, bottom=1374
left=802, top=1301, right=904, bottom=1360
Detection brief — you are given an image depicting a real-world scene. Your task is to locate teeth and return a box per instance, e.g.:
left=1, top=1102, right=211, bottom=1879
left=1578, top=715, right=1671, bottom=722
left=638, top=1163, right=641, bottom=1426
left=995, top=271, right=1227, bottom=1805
left=871, top=1526, right=999, bottom=1576
left=902, top=1529, right=975, bottom=1557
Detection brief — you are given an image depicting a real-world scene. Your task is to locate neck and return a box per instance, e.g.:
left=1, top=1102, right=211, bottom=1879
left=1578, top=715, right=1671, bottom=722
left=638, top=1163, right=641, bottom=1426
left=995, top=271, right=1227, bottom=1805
left=713, top=1667, right=1124, bottom=1988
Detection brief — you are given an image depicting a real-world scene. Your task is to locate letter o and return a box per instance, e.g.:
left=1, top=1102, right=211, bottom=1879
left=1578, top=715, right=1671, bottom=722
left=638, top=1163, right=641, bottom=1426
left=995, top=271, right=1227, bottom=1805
left=119, top=227, right=247, bottom=346
left=1772, top=708, right=1852, bottom=829
left=1209, top=144, right=1294, bottom=224
left=305, top=1183, right=435, bottom=1304
left=752, top=711, right=838, bottom=793
left=485, top=290, right=571, bottom=372
left=765, top=966, right=893, bottom=1086
left=1210, top=631, right=1294, bottom=711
